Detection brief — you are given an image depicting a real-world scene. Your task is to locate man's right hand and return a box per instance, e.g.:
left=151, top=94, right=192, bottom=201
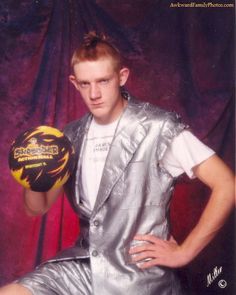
left=24, top=187, right=63, bottom=216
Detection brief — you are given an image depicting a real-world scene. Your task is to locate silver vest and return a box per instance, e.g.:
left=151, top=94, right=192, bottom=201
left=52, top=97, right=186, bottom=294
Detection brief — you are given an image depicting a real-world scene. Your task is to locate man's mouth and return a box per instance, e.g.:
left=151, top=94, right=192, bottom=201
left=91, top=102, right=104, bottom=107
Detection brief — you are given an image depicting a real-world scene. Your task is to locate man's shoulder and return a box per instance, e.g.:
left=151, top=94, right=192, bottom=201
left=129, top=96, right=181, bottom=124
left=63, top=113, right=90, bottom=138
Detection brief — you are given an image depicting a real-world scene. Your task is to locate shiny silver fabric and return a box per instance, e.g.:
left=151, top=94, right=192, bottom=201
left=17, top=259, right=92, bottom=295
left=19, top=97, right=187, bottom=294
left=59, top=97, right=186, bottom=294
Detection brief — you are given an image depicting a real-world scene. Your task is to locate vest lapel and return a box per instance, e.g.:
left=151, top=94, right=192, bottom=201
left=91, top=99, right=148, bottom=217
left=71, top=114, right=92, bottom=210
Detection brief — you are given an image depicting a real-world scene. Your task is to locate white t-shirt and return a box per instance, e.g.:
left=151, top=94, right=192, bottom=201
left=82, top=119, right=215, bottom=210
left=82, top=118, right=119, bottom=209
left=160, top=130, right=215, bottom=178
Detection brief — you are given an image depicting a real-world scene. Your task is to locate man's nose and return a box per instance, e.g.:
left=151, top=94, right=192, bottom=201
left=90, top=83, right=101, bottom=100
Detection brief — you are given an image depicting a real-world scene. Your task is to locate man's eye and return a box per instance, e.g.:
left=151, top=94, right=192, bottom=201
left=99, top=79, right=109, bottom=85
left=79, top=82, right=89, bottom=88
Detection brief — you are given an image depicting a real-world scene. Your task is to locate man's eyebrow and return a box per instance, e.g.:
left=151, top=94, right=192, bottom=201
left=76, top=79, right=89, bottom=83
left=96, top=74, right=114, bottom=81
left=76, top=74, right=114, bottom=83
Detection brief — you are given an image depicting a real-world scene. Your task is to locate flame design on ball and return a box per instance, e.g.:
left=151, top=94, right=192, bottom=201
left=9, top=126, right=75, bottom=192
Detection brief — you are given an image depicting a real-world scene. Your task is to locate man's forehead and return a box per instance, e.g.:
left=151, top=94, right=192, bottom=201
left=73, top=58, right=117, bottom=80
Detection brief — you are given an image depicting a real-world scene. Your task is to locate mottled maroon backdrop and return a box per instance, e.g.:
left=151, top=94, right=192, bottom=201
left=0, top=1, right=234, bottom=294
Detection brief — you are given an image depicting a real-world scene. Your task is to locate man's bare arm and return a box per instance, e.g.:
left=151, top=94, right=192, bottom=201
left=24, top=187, right=63, bottom=216
left=129, top=154, right=235, bottom=268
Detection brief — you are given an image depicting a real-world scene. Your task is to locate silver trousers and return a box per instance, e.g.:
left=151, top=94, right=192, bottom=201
left=17, top=259, right=92, bottom=295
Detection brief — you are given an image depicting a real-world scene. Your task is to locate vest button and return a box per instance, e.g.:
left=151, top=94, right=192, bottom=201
left=93, top=220, right=99, bottom=227
left=92, top=250, right=98, bottom=257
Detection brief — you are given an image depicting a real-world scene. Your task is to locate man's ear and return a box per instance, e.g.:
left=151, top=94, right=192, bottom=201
left=69, top=75, right=79, bottom=90
left=119, top=67, right=130, bottom=87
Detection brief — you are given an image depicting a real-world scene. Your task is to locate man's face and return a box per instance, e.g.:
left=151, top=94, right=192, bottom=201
left=70, top=58, right=129, bottom=124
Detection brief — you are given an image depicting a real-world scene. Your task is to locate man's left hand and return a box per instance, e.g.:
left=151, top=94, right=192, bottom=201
left=129, top=234, right=189, bottom=269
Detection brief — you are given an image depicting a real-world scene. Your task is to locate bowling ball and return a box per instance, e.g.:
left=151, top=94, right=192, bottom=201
left=8, top=125, right=75, bottom=192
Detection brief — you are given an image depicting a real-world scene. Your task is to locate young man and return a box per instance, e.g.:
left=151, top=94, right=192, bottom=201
left=0, top=32, right=234, bottom=295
